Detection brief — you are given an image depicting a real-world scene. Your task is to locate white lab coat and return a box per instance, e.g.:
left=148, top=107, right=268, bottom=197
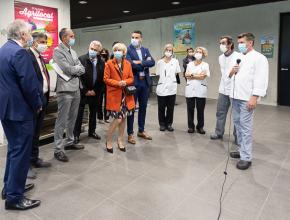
left=230, top=50, right=269, bottom=101
left=156, top=58, right=181, bottom=96
left=185, top=61, right=210, bottom=98
left=218, top=51, right=242, bottom=96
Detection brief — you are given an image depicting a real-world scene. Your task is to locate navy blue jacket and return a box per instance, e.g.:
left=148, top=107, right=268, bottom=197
left=126, top=44, right=155, bottom=87
left=0, top=40, right=42, bottom=121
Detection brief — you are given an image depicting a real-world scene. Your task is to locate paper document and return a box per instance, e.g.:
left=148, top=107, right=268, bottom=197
left=49, top=59, right=71, bottom=82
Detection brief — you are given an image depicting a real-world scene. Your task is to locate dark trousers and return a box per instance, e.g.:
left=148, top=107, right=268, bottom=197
left=2, top=119, right=34, bottom=203
left=186, top=97, right=206, bottom=129
left=31, top=95, right=48, bottom=163
left=127, top=81, right=149, bottom=135
left=157, top=95, right=176, bottom=127
left=74, top=95, right=98, bottom=137
left=97, top=87, right=108, bottom=121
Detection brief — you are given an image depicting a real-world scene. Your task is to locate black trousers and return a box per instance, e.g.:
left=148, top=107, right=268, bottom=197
left=157, top=95, right=176, bottom=127
left=186, top=97, right=206, bottom=129
left=97, top=87, right=108, bottom=120
left=74, top=95, right=98, bottom=137
left=31, top=95, right=48, bottom=163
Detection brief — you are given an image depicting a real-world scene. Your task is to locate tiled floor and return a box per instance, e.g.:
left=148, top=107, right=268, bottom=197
left=0, top=96, right=290, bottom=220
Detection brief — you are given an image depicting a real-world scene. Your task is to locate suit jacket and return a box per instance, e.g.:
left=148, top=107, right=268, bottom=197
left=126, top=44, right=155, bottom=87
left=78, top=53, right=105, bottom=96
left=104, top=58, right=135, bottom=112
left=27, top=48, right=50, bottom=105
left=0, top=40, right=42, bottom=121
left=53, top=42, right=85, bottom=92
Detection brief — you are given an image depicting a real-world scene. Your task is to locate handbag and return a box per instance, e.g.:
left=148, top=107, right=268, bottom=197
left=116, top=61, right=136, bottom=96
left=124, top=85, right=137, bottom=95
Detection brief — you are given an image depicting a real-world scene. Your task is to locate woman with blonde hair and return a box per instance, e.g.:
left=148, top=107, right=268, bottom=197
left=185, top=47, right=210, bottom=134
left=104, top=43, right=135, bottom=153
left=155, top=43, right=181, bottom=131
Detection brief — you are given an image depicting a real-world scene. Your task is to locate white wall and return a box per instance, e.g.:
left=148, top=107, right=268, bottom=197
left=73, top=0, right=290, bottom=106
left=0, top=0, right=71, bottom=145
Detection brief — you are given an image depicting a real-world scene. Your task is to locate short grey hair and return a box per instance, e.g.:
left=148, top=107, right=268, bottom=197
left=89, top=40, right=102, bottom=49
left=112, top=43, right=127, bottom=55
left=7, top=19, right=30, bottom=40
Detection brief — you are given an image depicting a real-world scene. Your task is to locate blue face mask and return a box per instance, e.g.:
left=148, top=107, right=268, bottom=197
left=27, top=37, right=33, bottom=47
left=89, top=49, right=97, bottom=58
left=131, top=38, right=139, bottom=47
left=238, top=43, right=247, bottom=54
left=68, top=38, right=75, bottom=47
left=114, top=51, right=123, bottom=60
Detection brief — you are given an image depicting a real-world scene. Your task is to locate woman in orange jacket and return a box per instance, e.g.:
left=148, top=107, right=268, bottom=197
left=104, top=43, right=135, bottom=153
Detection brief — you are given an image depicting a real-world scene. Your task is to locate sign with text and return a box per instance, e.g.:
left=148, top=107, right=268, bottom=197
left=261, top=35, right=274, bottom=58
left=14, top=1, right=58, bottom=63
left=173, top=22, right=195, bottom=55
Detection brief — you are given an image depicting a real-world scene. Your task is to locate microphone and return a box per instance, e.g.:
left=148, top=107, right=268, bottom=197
left=236, top=59, right=241, bottom=65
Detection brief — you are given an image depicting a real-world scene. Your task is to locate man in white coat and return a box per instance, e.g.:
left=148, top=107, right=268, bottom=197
left=229, top=33, right=269, bottom=170
left=210, top=36, right=241, bottom=142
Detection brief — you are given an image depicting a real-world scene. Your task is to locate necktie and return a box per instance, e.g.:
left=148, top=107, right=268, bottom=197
left=92, top=59, right=97, bottom=85
left=39, top=55, right=50, bottom=91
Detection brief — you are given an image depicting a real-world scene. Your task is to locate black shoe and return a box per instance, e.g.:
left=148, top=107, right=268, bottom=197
left=88, top=133, right=101, bottom=140
left=106, top=142, right=113, bottom=154
left=196, top=127, right=206, bottom=134
left=64, top=144, right=85, bottom=150
left=167, top=125, right=174, bottom=132
left=210, top=134, right=223, bottom=140
left=117, top=143, right=126, bottom=152
left=160, top=126, right=166, bottom=131
left=5, top=197, right=41, bottom=210
left=73, top=136, right=80, bottom=144
left=187, top=128, right=195, bottom=133
left=230, top=151, right=241, bottom=159
left=31, top=158, right=51, bottom=168
left=54, top=151, right=69, bottom=162
left=236, top=160, right=252, bottom=170
left=2, top=183, right=34, bottom=200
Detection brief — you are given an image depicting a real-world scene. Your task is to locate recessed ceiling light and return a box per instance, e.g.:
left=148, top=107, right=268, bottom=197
left=86, top=16, right=92, bottom=19
left=78, top=1, right=87, bottom=4
left=171, top=1, right=180, bottom=5
left=123, top=10, right=130, bottom=14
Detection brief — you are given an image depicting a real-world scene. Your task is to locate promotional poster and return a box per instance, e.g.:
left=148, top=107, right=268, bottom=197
left=14, top=1, right=58, bottom=63
left=173, top=22, right=195, bottom=55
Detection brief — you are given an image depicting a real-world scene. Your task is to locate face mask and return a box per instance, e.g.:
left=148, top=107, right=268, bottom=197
left=188, top=52, right=194, bottom=57
left=131, top=38, right=139, bottom=47
left=27, top=36, right=33, bottom=48
left=89, top=49, right=97, bottom=58
left=164, top=51, right=172, bottom=58
left=36, top=43, right=47, bottom=53
left=238, top=43, right=247, bottom=54
left=220, top=44, right=228, bottom=53
left=114, top=51, right=123, bottom=60
left=68, top=38, right=75, bottom=47
left=194, top=53, right=203, bottom=60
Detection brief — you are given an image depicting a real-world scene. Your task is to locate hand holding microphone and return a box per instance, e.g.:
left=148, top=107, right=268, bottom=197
left=229, top=59, right=241, bottom=78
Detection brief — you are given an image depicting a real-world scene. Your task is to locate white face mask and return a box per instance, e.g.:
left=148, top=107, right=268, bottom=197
left=220, top=44, right=228, bottom=53
left=36, top=43, right=47, bottom=53
left=164, top=51, right=172, bottom=58
left=194, top=52, right=203, bottom=60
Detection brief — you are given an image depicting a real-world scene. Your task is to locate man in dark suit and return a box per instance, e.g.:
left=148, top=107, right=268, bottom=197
left=74, top=41, right=104, bottom=143
left=26, top=32, right=52, bottom=179
left=0, top=20, right=42, bottom=210
left=126, top=30, right=155, bottom=144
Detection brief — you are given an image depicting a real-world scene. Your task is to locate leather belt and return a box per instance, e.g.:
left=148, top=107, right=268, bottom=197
left=139, top=76, right=145, bottom=80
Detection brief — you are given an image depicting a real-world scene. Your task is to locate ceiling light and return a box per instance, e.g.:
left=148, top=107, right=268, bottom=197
left=171, top=1, right=180, bottom=5
left=123, top=10, right=130, bottom=14
left=86, top=16, right=92, bottom=19
left=78, top=1, right=87, bottom=4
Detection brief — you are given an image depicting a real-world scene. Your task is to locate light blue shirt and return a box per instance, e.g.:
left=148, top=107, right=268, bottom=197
left=136, top=48, right=145, bottom=77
